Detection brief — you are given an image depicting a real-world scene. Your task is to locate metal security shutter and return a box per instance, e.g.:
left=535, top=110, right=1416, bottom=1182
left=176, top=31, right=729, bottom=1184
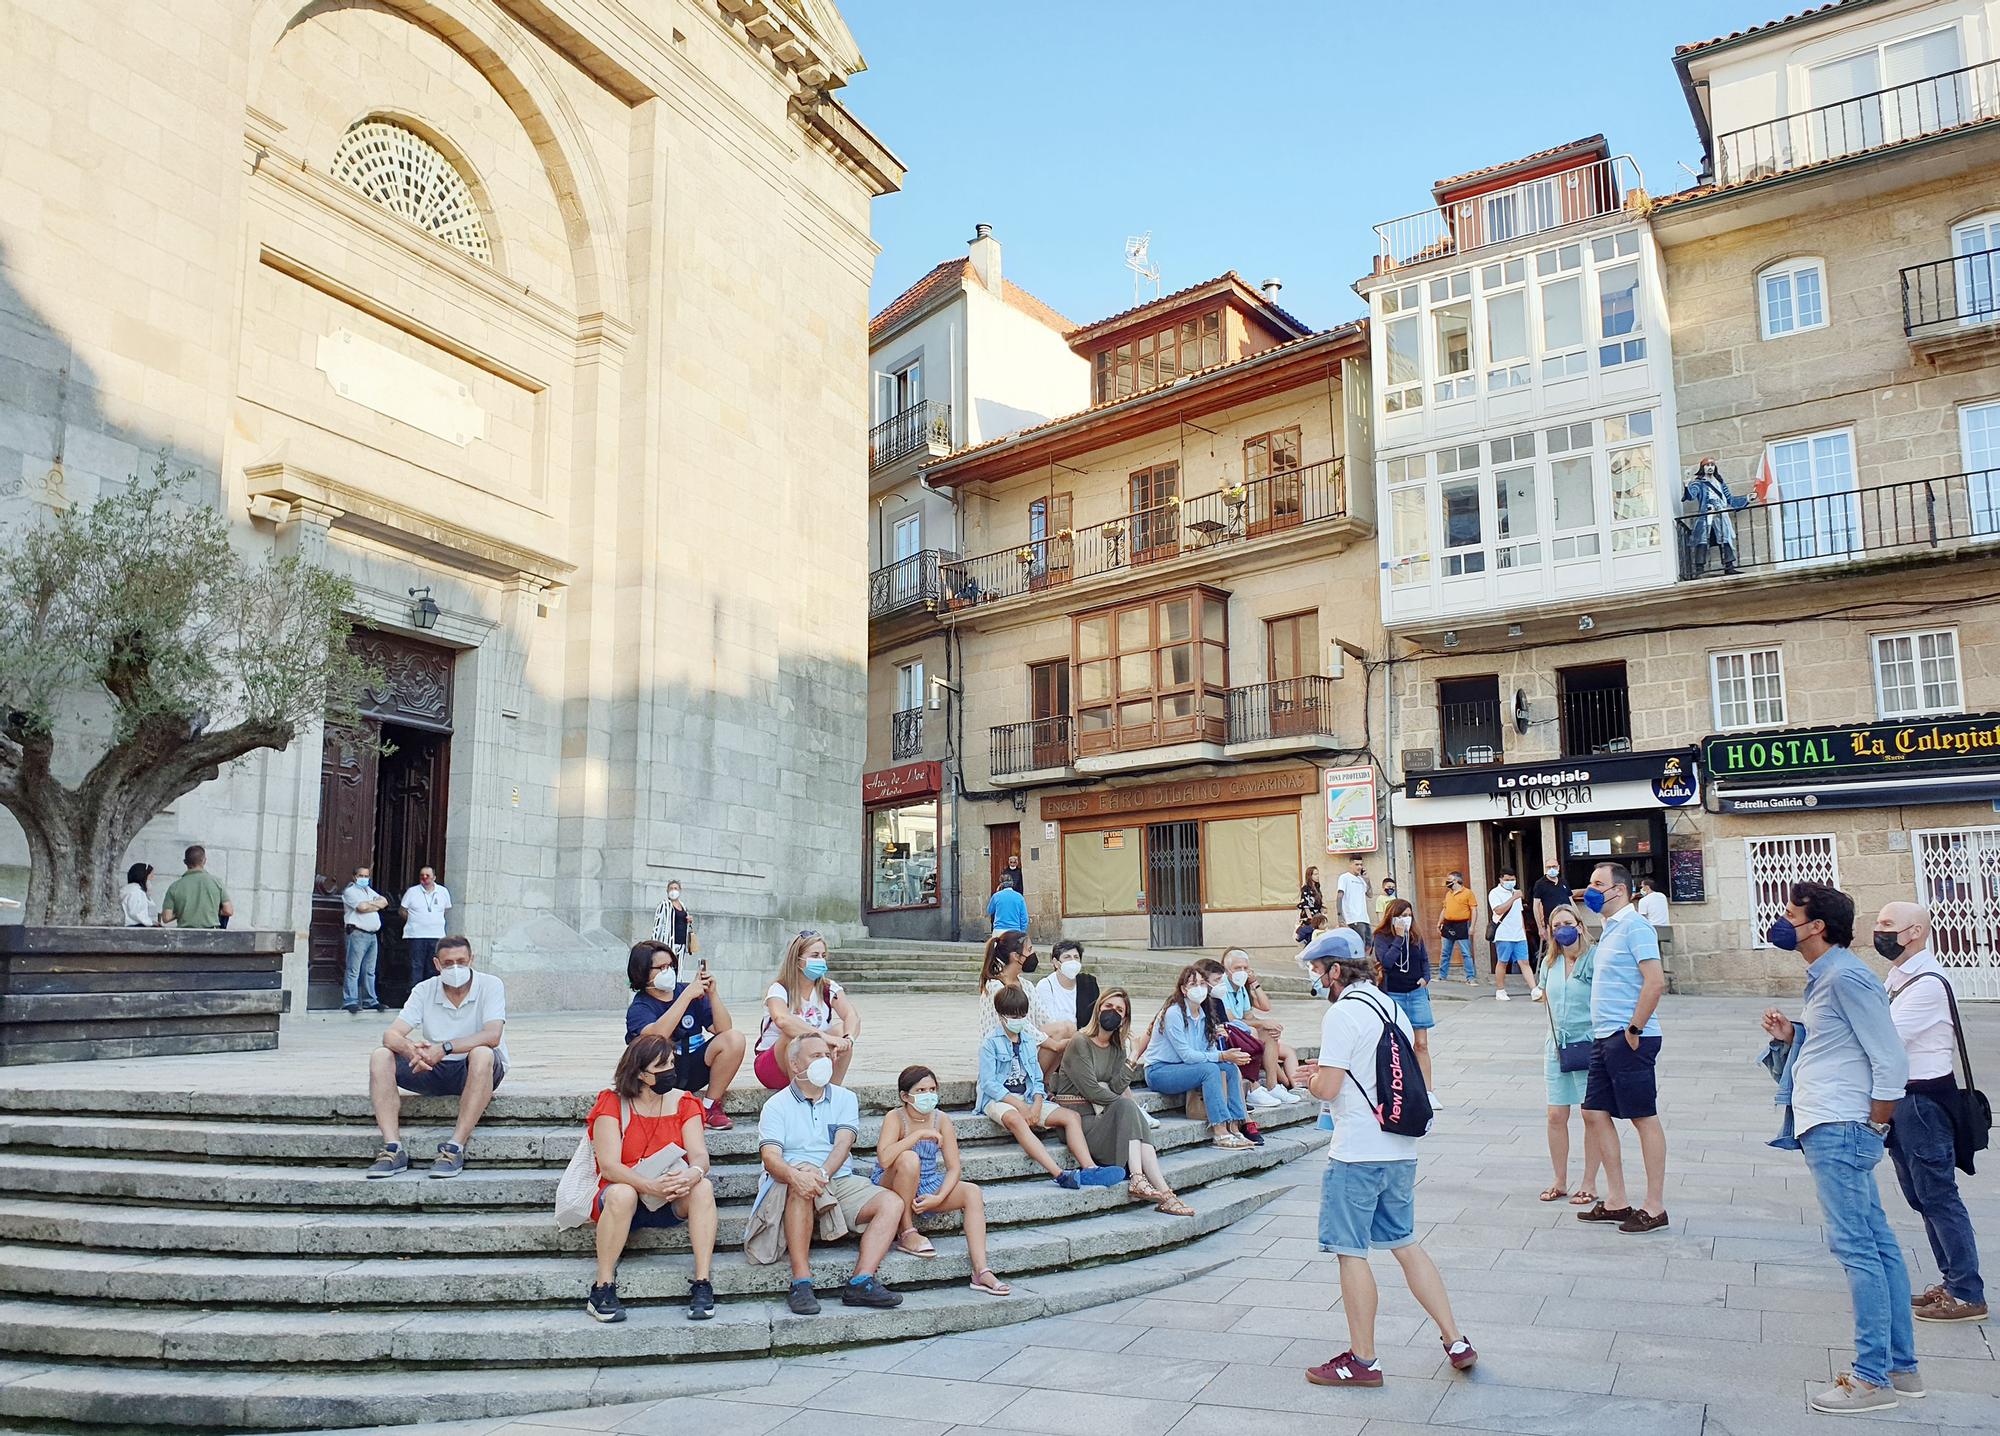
left=1743, top=834, right=1838, bottom=948
left=1914, top=826, right=2000, bottom=1000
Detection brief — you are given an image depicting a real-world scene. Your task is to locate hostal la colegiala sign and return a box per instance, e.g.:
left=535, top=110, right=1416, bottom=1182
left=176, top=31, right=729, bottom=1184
left=1702, top=713, right=2000, bottom=781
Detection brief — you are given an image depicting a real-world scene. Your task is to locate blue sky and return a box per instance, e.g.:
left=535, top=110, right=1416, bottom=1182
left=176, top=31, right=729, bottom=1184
left=839, top=0, right=1764, bottom=330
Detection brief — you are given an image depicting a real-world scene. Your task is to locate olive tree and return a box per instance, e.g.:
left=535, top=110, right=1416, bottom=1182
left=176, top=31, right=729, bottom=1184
left=0, top=462, right=365, bottom=925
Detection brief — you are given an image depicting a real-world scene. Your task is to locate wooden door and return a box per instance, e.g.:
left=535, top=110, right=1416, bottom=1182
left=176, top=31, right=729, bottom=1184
left=375, top=724, right=451, bottom=1004
left=309, top=721, right=381, bottom=1010
left=989, top=824, right=1021, bottom=896
left=1029, top=660, right=1070, bottom=768
left=1264, top=612, right=1320, bottom=738
left=1410, top=824, right=1470, bottom=938
left=1029, top=493, right=1073, bottom=590
left=1129, top=464, right=1180, bottom=564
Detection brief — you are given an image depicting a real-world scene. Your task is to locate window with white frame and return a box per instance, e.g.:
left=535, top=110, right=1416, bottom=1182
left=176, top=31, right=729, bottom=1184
left=1605, top=409, right=1659, bottom=551
left=1489, top=432, right=1539, bottom=569
left=1430, top=270, right=1474, bottom=401
left=1436, top=444, right=1483, bottom=576
left=1537, top=242, right=1587, bottom=379
left=1745, top=834, right=1838, bottom=948
left=1873, top=629, right=1962, bottom=718
left=1767, top=431, right=1860, bottom=562
left=1546, top=421, right=1599, bottom=559
left=1482, top=257, right=1530, bottom=390
left=1595, top=231, right=1645, bottom=368
left=1758, top=258, right=1827, bottom=339
left=1381, top=284, right=1422, bottom=412
left=1711, top=647, right=1787, bottom=731
left=1387, top=456, right=1430, bottom=587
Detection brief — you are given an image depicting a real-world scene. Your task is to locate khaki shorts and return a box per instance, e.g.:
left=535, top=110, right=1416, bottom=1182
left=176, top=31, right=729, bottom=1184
left=825, top=1172, right=885, bottom=1230
left=983, top=1097, right=1055, bottom=1126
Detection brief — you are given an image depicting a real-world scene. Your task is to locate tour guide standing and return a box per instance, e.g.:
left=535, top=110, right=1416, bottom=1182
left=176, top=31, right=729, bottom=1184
left=340, top=864, right=389, bottom=1014
left=1874, top=901, right=1986, bottom=1324
left=1299, top=928, right=1476, bottom=1388
left=1577, top=861, right=1669, bottom=1233
left=1761, top=883, right=1920, bottom=1413
left=399, top=867, right=452, bottom=989
left=652, top=878, right=695, bottom=955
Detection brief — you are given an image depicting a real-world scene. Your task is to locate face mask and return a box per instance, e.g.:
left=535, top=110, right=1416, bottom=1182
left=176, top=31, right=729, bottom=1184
left=910, top=1091, right=940, bottom=1114
left=1309, top=970, right=1331, bottom=1000
left=439, top=964, right=472, bottom=988
left=803, top=958, right=829, bottom=981
left=1003, top=1016, right=1027, bottom=1034
left=1099, top=1008, right=1124, bottom=1034
left=1186, top=984, right=1210, bottom=1005
left=668, top=889, right=682, bottom=903
left=1021, top=955, right=1040, bottom=974
left=650, top=1071, right=678, bottom=1094
left=1546, top=867, right=1559, bottom=879
left=1767, top=917, right=1800, bottom=951
left=356, top=877, right=371, bottom=889
left=1393, top=916, right=1413, bottom=934
left=1503, top=880, right=1517, bottom=891
left=1059, top=958, right=1082, bottom=980
left=1383, top=888, right=1396, bottom=899
left=804, top=1056, right=835, bottom=1086
left=1582, top=887, right=1607, bottom=914
left=1553, top=924, right=1581, bottom=948
left=1872, top=931, right=1906, bottom=961
left=1229, top=969, right=1250, bottom=988
left=651, top=969, right=676, bottom=992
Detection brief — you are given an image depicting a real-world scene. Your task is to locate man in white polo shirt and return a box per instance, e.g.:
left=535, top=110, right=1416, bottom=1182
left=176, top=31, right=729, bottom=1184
left=365, top=936, right=506, bottom=1180
left=399, top=867, right=453, bottom=990
left=339, top=864, right=388, bottom=1015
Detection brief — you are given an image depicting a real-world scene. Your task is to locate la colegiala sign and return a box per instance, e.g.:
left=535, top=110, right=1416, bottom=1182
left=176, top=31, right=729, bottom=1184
left=1404, top=749, right=1698, bottom=816
left=1702, top=714, right=2000, bottom=783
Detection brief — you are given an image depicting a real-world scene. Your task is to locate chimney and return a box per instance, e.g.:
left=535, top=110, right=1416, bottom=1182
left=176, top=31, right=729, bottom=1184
left=968, top=223, right=1002, bottom=295
left=1261, top=277, right=1283, bottom=303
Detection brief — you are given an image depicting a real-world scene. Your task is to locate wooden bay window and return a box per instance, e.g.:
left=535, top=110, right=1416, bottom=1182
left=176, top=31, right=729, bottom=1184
left=1074, top=585, right=1229, bottom=756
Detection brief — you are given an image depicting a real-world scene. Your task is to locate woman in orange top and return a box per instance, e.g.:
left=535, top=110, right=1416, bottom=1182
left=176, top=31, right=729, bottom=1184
left=586, top=1032, right=718, bottom=1324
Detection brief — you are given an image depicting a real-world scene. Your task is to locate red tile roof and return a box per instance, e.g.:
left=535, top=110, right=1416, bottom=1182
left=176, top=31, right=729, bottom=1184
left=869, top=259, right=1077, bottom=342
left=1062, top=271, right=1313, bottom=347
left=1675, top=1, right=1877, bottom=57
left=1432, top=135, right=1608, bottom=193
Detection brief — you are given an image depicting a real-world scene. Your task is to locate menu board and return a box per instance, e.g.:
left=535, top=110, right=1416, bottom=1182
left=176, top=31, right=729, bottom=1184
left=1668, top=848, right=1706, bottom=904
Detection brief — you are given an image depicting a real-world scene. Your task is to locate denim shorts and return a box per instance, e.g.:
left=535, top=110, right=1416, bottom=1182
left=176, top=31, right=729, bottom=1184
left=1583, top=1033, right=1660, bottom=1119
left=1317, top=1158, right=1418, bottom=1257
left=1387, top=987, right=1435, bottom=1030
left=1495, top=940, right=1530, bottom=969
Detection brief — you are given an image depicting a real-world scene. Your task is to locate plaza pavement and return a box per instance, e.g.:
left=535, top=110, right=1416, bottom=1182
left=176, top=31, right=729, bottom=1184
left=251, top=982, right=1999, bottom=1436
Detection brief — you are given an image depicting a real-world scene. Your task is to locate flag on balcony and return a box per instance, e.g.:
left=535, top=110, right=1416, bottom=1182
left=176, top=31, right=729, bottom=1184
left=1752, top=450, right=1775, bottom=504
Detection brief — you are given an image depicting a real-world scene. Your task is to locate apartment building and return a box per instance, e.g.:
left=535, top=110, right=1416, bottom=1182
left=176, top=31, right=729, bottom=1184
left=914, top=276, right=1379, bottom=949
left=862, top=228, right=1088, bottom=938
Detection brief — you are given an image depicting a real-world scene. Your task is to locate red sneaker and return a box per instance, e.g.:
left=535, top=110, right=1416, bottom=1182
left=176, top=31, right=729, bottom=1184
left=702, top=1102, right=734, bottom=1130
left=1443, top=1335, right=1478, bottom=1371
left=1305, top=1352, right=1384, bottom=1387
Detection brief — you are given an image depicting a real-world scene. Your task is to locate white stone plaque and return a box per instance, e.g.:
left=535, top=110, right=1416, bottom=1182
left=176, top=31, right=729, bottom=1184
left=315, top=328, right=487, bottom=447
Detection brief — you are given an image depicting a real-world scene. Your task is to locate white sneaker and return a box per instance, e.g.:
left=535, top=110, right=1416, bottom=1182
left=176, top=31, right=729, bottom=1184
left=1495, top=991, right=1512, bottom=1002
left=1530, top=986, right=1544, bottom=1000
left=1140, top=1108, right=1161, bottom=1130
left=1248, top=1087, right=1281, bottom=1110
left=1275, top=1086, right=1305, bottom=1105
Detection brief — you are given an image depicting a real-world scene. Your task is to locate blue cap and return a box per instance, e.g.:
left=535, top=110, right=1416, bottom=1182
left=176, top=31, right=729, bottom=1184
left=1299, top=927, right=1363, bottom=966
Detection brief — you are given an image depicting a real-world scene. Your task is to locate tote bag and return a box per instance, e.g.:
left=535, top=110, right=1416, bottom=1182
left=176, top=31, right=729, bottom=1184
left=554, top=1097, right=627, bottom=1228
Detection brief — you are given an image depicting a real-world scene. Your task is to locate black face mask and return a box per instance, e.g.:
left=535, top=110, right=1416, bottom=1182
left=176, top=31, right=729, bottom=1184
left=1021, top=954, right=1040, bottom=974
left=1098, top=1008, right=1124, bottom=1034
left=650, top=1071, right=678, bottom=1094
left=1872, top=931, right=1906, bottom=961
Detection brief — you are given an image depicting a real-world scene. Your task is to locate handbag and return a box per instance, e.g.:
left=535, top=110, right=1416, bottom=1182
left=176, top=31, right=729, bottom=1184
left=555, top=1097, right=628, bottom=1228
left=1891, top=972, right=1991, bottom=1174
left=1543, top=983, right=1592, bottom=1073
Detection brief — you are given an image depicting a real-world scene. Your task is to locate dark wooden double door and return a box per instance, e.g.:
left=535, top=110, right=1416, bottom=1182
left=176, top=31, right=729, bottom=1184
left=308, top=631, right=455, bottom=1011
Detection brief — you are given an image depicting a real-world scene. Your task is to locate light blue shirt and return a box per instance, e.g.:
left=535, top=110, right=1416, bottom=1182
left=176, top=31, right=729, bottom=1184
left=976, top=1028, right=1045, bottom=1109
left=1590, top=905, right=1662, bottom=1039
left=756, top=1082, right=859, bottom=1177
left=1783, top=945, right=1908, bottom=1140
left=987, top=887, right=1028, bottom=934
left=1143, top=1000, right=1222, bottom=1067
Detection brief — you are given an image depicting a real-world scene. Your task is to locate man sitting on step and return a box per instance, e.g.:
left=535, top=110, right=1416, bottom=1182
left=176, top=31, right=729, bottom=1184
left=365, top=936, right=508, bottom=1180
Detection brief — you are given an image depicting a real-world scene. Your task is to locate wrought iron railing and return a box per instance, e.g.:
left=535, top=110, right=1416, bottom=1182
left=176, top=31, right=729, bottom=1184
left=1439, top=699, right=1504, bottom=768
left=891, top=706, right=923, bottom=761
left=1902, top=245, right=2000, bottom=335
left=942, top=458, right=1345, bottom=611
left=869, top=400, right=953, bottom=469
left=868, top=549, right=957, bottom=620
left=1560, top=687, right=1632, bottom=757
left=1714, top=60, right=2000, bottom=189
left=1676, top=471, right=2000, bottom=580
left=1372, top=157, right=1639, bottom=270
left=1226, top=676, right=1339, bottom=746
left=991, top=717, right=1072, bottom=778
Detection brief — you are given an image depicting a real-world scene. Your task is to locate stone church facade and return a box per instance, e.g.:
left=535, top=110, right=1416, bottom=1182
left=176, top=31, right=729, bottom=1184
left=0, top=0, right=900, bottom=1010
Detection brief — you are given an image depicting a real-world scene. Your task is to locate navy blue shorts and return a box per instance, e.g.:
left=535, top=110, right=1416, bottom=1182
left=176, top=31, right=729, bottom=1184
left=591, top=1186, right=685, bottom=1228
left=394, top=1054, right=506, bottom=1097
left=1583, top=1033, right=1661, bottom=1119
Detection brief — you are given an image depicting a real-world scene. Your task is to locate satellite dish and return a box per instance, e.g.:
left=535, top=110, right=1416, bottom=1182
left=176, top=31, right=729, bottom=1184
left=1513, top=688, right=1530, bottom=735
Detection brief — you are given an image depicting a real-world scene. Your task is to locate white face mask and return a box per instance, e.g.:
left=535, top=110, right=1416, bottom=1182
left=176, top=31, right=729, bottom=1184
left=1228, top=969, right=1250, bottom=988
left=439, top=964, right=472, bottom=988
left=1186, top=984, right=1210, bottom=1005
left=1394, top=915, right=1413, bottom=934
left=1059, top=958, right=1082, bottom=981
left=804, top=1056, right=834, bottom=1086
left=668, top=889, right=682, bottom=903
left=651, top=968, right=676, bottom=992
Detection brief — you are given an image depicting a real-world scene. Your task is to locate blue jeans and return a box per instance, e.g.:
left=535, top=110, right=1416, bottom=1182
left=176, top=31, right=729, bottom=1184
left=1442, top=936, right=1474, bottom=981
left=406, top=937, right=439, bottom=988
left=1147, top=1059, right=1247, bottom=1123
left=1800, top=1121, right=1916, bottom=1386
left=342, top=929, right=379, bottom=1010
left=1890, top=1090, right=1985, bottom=1304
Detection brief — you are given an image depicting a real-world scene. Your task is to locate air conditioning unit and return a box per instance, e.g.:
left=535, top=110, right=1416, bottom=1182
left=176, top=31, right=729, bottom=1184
left=1401, top=748, right=1436, bottom=773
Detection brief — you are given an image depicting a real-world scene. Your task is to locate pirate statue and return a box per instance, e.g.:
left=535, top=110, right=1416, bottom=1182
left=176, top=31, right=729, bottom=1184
left=1682, top=456, right=1747, bottom=576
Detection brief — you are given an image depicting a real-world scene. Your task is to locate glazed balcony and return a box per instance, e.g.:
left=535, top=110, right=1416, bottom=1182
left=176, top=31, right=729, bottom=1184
left=1675, top=471, right=2000, bottom=582
left=869, top=400, right=952, bottom=471
left=1714, top=60, right=2000, bottom=189
left=868, top=549, right=957, bottom=621
left=1901, top=245, right=2000, bottom=357
left=942, top=458, right=1346, bottom=613
left=1372, top=156, right=1639, bottom=271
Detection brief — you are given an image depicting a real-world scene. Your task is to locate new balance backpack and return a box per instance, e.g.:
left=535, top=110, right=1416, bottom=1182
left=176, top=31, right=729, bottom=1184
left=1340, top=989, right=1433, bottom=1137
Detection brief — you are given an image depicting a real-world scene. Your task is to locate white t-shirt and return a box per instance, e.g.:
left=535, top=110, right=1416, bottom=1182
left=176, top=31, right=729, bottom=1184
left=399, top=971, right=508, bottom=1066
left=1487, top=884, right=1526, bottom=942
left=400, top=884, right=452, bottom=939
left=1635, top=891, right=1670, bottom=927
left=341, top=883, right=383, bottom=933
left=757, top=978, right=845, bottom=1053
left=1335, top=871, right=1371, bottom=925
left=1319, top=984, right=1419, bottom=1164
left=121, top=883, right=154, bottom=928
left=1031, top=973, right=1080, bottom=1029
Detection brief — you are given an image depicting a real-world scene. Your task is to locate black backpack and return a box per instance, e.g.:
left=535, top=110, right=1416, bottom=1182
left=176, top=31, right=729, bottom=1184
left=1339, top=989, right=1433, bottom=1137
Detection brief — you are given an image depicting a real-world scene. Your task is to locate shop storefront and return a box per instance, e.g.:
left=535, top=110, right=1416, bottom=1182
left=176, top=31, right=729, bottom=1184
left=863, top=760, right=944, bottom=937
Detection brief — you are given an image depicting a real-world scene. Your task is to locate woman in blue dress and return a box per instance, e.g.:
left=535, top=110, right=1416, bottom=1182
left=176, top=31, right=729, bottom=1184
left=1534, top=905, right=1602, bottom=1206
left=872, top=1064, right=1011, bottom=1296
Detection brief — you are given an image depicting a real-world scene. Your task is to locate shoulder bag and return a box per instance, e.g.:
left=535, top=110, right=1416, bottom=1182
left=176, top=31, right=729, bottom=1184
left=1543, top=971, right=1592, bottom=1073
left=1891, top=971, right=1991, bottom=1174
left=555, top=1097, right=627, bottom=1228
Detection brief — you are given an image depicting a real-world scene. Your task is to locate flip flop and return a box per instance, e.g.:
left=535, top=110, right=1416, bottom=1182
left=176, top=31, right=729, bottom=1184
left=1539, top=1185, right=1568, bottom=1202
left=969, top=1268, right=1012, bottom=1296
left=896, top=1228, right=937, bottom=1258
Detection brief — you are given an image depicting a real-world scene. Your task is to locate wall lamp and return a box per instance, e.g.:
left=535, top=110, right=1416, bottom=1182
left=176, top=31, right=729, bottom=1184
left=409, top=586, right=442, bottom=631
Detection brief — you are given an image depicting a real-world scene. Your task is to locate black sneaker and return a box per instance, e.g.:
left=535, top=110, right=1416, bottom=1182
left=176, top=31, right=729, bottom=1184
left=688, top=1278, right=715, bottom=1321
left=787, top=1279, right=820, bottom=1316
left=841, top=1274, right=903, bottom=1309
left=586, top=1282, right=626, bottom=1323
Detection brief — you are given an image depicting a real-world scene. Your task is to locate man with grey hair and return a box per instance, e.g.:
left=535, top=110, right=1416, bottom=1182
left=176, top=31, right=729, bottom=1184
left=1875, top=901, right=1986, bottom=1324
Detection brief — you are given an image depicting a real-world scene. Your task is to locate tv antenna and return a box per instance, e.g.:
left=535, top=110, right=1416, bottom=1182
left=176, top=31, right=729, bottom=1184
left=1124, top=233, right=1161, bottom=304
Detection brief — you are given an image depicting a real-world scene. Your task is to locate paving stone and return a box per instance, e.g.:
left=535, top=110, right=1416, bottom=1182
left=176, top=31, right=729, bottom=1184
left=984, top=1343, right=1225, bottom=1402
left=1188, top=1363, right=1455, bottom=1424
left=1428, top=1382, right=1704, bottom=1436
left=811, top=1369, right=1019, bottom=1426
left=610, top=1396, right=793, bottom=1436
left=1696, top=1391, right=1945, bottom=1436
left=1127, top=1323, right=1303, bottom=1367
left=1170, top=1403, right=1364, bottom=1436
left=987, top=1386, right=1207, bottom=1436
left=943, top=1315, right=1141, bottom=1353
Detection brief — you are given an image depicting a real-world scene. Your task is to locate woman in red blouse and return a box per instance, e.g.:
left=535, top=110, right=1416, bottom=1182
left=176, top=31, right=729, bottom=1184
left=587, top=1032, right=718, bottom=1323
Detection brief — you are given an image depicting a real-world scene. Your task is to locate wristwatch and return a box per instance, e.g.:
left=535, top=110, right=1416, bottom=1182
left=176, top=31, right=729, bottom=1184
left=441, top=1040, right=454, bottom=1056
left=1626, top=1025, right=1643, bottom=1038
left=1866, top=1119, right=1892, bottom=1137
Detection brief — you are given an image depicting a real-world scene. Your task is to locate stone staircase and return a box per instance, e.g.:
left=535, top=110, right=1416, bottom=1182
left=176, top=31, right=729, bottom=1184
left=829, top=938, right=1313, bottom=999
left=0, top=1074, right=1325, bottom=1431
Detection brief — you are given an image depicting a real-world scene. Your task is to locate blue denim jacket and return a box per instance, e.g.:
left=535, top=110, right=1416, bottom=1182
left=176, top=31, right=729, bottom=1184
left=1762, top=945, right=1907, bottom=1150
left=976, top=1028, right=1044, bottom=1109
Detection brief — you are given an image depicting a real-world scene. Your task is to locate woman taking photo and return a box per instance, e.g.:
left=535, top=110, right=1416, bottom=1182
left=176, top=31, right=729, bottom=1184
left=871, top=1064, right=1011, bottom=1296
left=1058, top=989, right=1193, bottom=1215
left=751, top=930, right=861, bottom=1090
left=1533, top=903, right=1602, bottom=1206
left=583, top=1033, right=719, bottom=1324
left=1372, top=898, right=1435, bottom=1089
left=1297, top=865, right=1326, bottom=943
left=1142, top=964, right=1253, bottom=1150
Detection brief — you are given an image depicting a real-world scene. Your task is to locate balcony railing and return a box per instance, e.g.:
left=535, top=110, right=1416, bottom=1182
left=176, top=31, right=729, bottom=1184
left=1439, top=699, right=1504, bottom=768
left=943, top=459, right=1345, bottom=611
left=1901, top=245, right=2000, bottom=335
left=1560, top=687, right=1632, bottom=757
left=1676, top=471, right=2000, bottom=580
left=891, top=706, right=924, bottom=761
left=1373, top=156, right=1640, bottom=270
left=1715, top=59, right=2000, bottom=189
left=870, top=400, right=952, bottom=470
left=1226, top=676, right=1339, bottom=746
left=868, top=549, right=958, bottom=620
left=991, top=716, right=1072, bottom=778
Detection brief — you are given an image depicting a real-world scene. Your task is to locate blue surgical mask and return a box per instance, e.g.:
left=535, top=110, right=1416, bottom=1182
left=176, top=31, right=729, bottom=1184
left=1003, top=1016, right=1026, bottom=1034
left=1502, top=880, right=1517, bottom=891
left=804, top=958, right=829, bottom=981
left=356, top=877, right=371, bottom=889
left=1767, top=917, right=1800, bottom=951
left=1582, top=887, right=1607, bottom=914
left=911, top=1091, right=939, bottom=1114
left=1553, top=925, right=1581, bottom=948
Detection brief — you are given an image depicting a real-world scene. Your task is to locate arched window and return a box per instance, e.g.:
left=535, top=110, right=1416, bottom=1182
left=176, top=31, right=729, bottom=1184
left=330, top=120, right=492, bottom=264
left=1756, top=257, right=1827, bottom=340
